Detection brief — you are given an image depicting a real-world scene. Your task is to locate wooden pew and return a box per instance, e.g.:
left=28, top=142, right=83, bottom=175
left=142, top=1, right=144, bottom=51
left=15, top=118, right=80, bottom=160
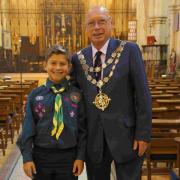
left=166, top=90, right=180, bottom=95
left=143, top=79, right=179, bottom=179
left=152, top=106, right=180, bottom=119
left=152, top=118, right=180, bottom=137
left=146, top=137, right=179, bottom=180
left=152, top=94, right=176, bottom=108
left=0, top=82, right=32, bottom=133
left=151, top=90, right=163, bottom=95
left=0, top=89, right=25, bottom=96
left=153, top=107, right=169, bottom=119
left=0, top=128, right=5, bottom=156
left=0, top=94, right=21, bottom=133
left=156, top=99, right=180, bottom=110
left=152, top=119, right=180, bottom=129
left=0, top=105, right=14, bottom=147
left=0, top=80, right=19, bottom=86
left=155, top=87, right=179, bottom=91
left=0, top=90, right=24, bottom=113
left=152, top=79, right=179, bottom=83
left=8, top=84, right=32, bottom=94
left=152, top=79, right=173, bottom=83
left=169, top=84, right=180, bottom=87
left=152, top=94, right=174, bottom=98
left=149, top=84, right=167, bottom=88
left=156, top=82, right=180, bottom=87
left=24, top=80, right=38, bottom=88
left=0, top=95, right=15, bottom=112
left=0, top=85, right=8, bottom=89
left=147, top=119, right=180, bottom=180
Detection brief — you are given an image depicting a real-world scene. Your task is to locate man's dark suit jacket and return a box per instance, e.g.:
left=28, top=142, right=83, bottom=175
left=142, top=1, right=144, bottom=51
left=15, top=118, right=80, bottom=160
left=71, top=38, right=152, bottom=163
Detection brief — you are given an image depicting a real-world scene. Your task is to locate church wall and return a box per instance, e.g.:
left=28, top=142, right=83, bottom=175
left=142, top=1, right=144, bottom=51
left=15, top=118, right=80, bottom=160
left=169, top=0, right=180, bottom=66
left=1, top=0, right=179, bottom=74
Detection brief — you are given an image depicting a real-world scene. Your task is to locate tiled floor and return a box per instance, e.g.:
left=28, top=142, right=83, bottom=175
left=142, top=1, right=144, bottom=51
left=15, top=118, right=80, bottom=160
left=0, top=133, right=21, bottom=180
left=0, top=139, right=18, bottom=170
left=9, top=156, right=28, bottom=180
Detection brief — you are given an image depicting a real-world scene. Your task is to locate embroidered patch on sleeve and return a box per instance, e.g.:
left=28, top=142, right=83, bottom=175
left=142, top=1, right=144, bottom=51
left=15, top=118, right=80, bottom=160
left=35, top=96, right=44, bottom=101
left=64, top=96, right=78, bottom=108
left=70, top=92, right=81, bottom=103
left=69, top=111, right=75, bottom=118
left=34, top=102, right=46, bottom=118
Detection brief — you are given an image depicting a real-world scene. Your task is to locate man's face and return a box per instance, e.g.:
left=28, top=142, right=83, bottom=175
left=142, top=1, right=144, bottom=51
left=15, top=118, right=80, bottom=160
left=45, top=54, right=71, bottom=84
left=86, top=8, right=112, bottom=49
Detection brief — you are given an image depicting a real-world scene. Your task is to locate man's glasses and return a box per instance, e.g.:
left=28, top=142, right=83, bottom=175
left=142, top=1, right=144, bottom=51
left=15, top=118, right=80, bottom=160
left=87, top=18, right=109, bottom=29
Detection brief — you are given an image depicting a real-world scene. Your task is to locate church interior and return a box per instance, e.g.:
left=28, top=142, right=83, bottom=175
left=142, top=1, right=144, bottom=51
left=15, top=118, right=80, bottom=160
left=0, top=0, right=180, bottom=179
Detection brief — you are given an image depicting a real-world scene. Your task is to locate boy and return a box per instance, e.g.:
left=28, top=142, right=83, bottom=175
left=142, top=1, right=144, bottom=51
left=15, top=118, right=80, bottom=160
left=17, top=45, right=86, bottom=180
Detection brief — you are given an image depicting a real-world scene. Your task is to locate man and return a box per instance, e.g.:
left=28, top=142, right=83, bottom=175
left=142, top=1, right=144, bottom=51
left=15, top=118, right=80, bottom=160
left=71, top=6, right=152, bottom=180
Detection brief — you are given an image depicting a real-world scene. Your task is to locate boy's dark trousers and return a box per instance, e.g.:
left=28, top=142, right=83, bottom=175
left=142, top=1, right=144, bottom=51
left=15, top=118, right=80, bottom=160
left=32, top=146, right=78, bottom=180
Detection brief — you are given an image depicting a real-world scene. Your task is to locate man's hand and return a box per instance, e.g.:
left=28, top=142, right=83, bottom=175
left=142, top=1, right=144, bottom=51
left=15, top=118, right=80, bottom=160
left=23, top=161, right=36, bottom=178
left=72, top=160, right=84, bottom=176
left=133, top=140, right=149, bottom=157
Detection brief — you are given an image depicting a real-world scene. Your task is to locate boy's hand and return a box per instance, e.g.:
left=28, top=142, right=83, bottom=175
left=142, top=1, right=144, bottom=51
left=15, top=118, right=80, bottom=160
left=23, top=161, right=36, bottom=178
left=72, top=160, right=84, bottom=176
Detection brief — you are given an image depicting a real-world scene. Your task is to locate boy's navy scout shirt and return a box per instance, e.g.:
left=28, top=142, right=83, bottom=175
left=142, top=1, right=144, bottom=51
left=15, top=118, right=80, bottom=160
left=17, top=79, right=86, bottom=163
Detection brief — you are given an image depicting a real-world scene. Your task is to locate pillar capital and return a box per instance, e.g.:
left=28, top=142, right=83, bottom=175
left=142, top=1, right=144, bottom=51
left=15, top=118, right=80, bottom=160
left=169, top=5, right=180, bottom=13
left=149, top=16, right=167, bottom=25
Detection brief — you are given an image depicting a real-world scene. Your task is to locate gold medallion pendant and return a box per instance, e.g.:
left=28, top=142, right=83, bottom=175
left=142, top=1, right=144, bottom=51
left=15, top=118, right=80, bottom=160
left=93, top=91, right=111, bottom=111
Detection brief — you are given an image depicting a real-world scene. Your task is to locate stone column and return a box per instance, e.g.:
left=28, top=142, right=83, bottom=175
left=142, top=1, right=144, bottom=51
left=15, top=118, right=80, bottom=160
left=148, top=0, right=169, bottom=44
left=136, top=0, right=170, bottom=46
left=136, top=0, right=148, bottom=47
left=169, top=1, right=180, bottom=67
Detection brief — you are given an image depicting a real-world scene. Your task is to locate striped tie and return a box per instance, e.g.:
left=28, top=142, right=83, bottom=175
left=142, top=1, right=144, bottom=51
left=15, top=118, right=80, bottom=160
left=51, top=86, right=65, bottom=140
left=94, top=51, right=102, bottom=81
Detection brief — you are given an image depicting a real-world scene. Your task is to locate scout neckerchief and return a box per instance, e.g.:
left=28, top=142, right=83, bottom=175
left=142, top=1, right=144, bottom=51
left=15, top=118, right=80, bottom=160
left=77, top=40, right=126, bottom=111
left=51, top=86, right=65, bottom=140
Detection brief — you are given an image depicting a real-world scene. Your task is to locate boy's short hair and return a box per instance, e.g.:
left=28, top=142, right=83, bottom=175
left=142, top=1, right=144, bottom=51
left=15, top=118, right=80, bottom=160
left=45, top=44, right=70, bottom=62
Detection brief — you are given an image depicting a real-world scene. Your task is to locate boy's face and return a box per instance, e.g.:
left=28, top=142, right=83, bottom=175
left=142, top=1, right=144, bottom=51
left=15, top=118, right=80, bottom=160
left=44, top=54, right=71, bottom=84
